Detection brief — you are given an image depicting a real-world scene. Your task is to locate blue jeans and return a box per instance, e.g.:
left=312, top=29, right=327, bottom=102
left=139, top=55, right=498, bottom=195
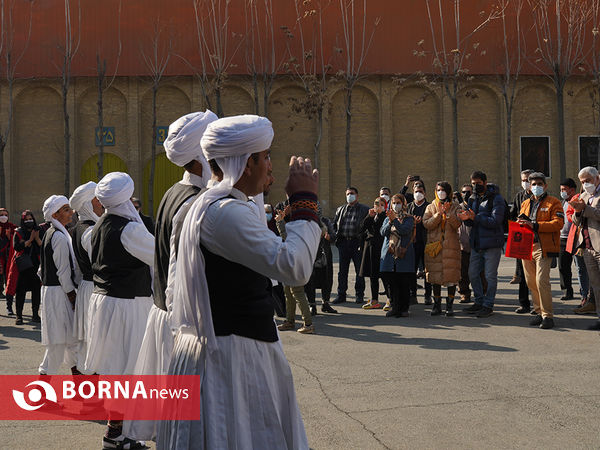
left=336, top=238, right=365, bottom=299
left=574, top=254, right=590, bottom=298
left=469, top=247, right=502, bottom=308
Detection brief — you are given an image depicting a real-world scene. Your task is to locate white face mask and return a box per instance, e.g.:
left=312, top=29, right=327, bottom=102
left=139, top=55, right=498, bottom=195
left=436, top=190, right=447, bottom=200
left=381, top=194, right=390, bottom=202
left=265, top=213, right=273, bottom=221
left=531, top=185, right=544, bottom=197
left=583, top=182, right=596, bottom=195
left=346, top=194, right=356, bottom=204
left=414, top=192, right=425, bottom=202
left=521, top=181, right=530, bottom=191
left=392, top=203, right=403, bottom=214
left=0, top=216, right=7, bottom=223
left=560, top=191, right=569, bottom=200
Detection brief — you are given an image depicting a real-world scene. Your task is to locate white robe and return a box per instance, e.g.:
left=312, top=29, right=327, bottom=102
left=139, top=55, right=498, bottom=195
left=157, top=188, right=320, bottom=450
left=84, top=220, right=154, bottom=375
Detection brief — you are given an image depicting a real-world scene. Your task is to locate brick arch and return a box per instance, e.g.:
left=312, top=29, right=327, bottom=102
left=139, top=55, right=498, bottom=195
left=329, top=85, right=380, bottom=211
left=456, top=84, right=502, bottom=190
left=76, top=86, right=128, bottom=177
left=220, top=85, right=254, bottom=116
left=13, top=86, right=64, bottom=216
left=267, top=85, right=317, bottom=205
left=392, top=85, right=441, bottom=193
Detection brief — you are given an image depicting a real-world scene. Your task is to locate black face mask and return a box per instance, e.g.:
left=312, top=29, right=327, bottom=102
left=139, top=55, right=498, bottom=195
left=473, top=184, right=485, bottom=195
left=23, top=220, right=34, bottom=228
left=462, top=192, right=471, bottom=202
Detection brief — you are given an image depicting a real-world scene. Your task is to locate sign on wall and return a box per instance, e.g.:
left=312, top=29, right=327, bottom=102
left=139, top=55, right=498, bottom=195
left=156, top=126, right=168, bottom=146
left=95, top=127, right=115, bottom=147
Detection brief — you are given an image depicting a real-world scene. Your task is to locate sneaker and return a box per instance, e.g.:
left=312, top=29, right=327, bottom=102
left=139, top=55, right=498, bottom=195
left=458, top=295, right=471, bottom=304
left=530, top=309, right=538, bottom=315
left=321, top=303, right=338, bottom=314
left=310, top=305, right=318, bottom=316
left=31, top=315, right=41, bottom=323
left=560, top=292, right=574, bottom=300
left=277, top=321, right=295, bottom=331
left=476, top=306, right=494, bottom=318
left=515, top=306, right=530, bottom=314
left=509, top=275, right=521, bottom=284
left=540, top=317, right=555, bottom=329
left=362, top=301, right=382, bottom=310
left=574, top=302, right=596, bottom=315
left=382, top=302, right=391, bottom=312
left=355, top=297, right=365, bottom=305
left=529, top=314, right=543, bottom=326
left=102, top=435, right=147, bottom=449
left=15, top=316, right=23, bottom=325
left=7, top=306, right=14, bottom=316
left=297, top=324, right=315, bottom=334
left=463, top=303, right=482, bottom=314
left=331, top=296, right=346, bottom=304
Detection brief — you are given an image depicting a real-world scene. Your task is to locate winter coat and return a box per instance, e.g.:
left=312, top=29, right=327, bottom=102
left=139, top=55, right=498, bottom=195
left=7, top=227, right=42, bottom=296
left=465, top=184, right=506, bottom=250
left=422, top=200, right=462, bottom=285
left=519, top=193, right=564, bottom=257
left=359, top=211, right=386, bottom=278
left=379, top=215, right=415, bottom=273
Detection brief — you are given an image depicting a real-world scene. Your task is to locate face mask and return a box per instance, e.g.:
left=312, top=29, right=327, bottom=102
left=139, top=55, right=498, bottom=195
left=0, top=216, right=8, bottom=223
left=437, top=190, right=447, bottom=200
left=381, top=194, right=390, bottom=202
left=521, top=181, right=530, bottom=191
left=560, top=191, right=569, bottom=200
left=584, top=182, right=596, bottom=195
left=462, top=192, right=471, bottom=202
left=346, top=194, right=356, bottom=204
left=393, top=203, right=403, bottom=214
left=473, top=184, right=485, bottom=194
left=265, top=213, right=273, bottom=221
left=24, top=220, right=34, bottom=227
left=414, top=192, right=425, bottom=202
left=531, top=185, right=544, bottom=197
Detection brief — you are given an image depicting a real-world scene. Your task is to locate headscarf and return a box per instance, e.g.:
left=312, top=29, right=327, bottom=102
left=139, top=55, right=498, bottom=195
left=69, top=181, right=101, bottom=223
left=0, top=208, right=15, bottom=232
left=19, top=210, right=37, bottom=230
left=164, top=110, right=218, bottom=188
left=95, top=172, right=143, bottom=225
left=172, top=115, right=274, bottom=353
left=42, top=195, right=80, bottom=282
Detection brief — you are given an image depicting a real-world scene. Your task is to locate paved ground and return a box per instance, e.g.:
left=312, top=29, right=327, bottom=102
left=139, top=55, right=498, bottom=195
left=0, top=256, right=598, bottom=449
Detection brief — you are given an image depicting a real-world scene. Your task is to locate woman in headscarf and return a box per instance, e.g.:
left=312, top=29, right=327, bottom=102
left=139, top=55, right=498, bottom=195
left=0, top=208, right=17, bottom=315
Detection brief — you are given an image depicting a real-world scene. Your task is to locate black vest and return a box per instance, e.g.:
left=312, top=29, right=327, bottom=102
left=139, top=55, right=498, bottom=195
left=40, top=227, right=74, bottom=287
left=201, top=244, right=277, bottom=343
left=71, top=220, right=95, bottom=282
left=91, top=214, right=152, bottom=299
left=154, top=182, right=202, bottom=311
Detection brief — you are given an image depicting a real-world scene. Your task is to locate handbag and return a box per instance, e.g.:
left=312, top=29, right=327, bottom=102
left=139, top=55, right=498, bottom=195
left=313, top=246, right=327, bottom=269
left=15, top=249, right=34, bottom=272
left=424, top=213, right=445, bottom=258
left=387, top=216, right=415, bottom=259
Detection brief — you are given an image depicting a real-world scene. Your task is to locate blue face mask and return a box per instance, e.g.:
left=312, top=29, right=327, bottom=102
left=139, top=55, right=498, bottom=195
left=531, top=185, right=544, bottom=197
left=266, top=213, right=273, bottom=221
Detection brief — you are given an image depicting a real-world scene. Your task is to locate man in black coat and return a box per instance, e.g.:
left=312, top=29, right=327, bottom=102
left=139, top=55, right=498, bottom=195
left=131, top=197, right=155, bottom=235
left=332, top=187, right=369, bottom=304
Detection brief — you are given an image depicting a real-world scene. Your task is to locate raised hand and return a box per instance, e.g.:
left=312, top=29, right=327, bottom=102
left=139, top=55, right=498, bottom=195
left=285, top=156, right=319, bottom=197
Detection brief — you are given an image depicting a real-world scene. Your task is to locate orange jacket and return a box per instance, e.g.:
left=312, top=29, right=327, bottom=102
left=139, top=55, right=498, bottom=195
left=519, top=194, right=564, bottom=257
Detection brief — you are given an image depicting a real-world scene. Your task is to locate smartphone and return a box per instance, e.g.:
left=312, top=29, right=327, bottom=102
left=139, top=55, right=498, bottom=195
left=517, top=213, right=532, bottom=221
left=410, top=175, right=420, bottom=182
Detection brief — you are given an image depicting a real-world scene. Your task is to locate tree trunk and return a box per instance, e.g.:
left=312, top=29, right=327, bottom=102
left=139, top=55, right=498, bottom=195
left=344, top=80, right=353, bottom=187
left=62, top=63, right=71, bottom=196
left=97, top=57, right=105, bottom=180
left=215, top=85, right=224, bottom=118
left=506, top=105, right=513, bottom=200
left=451, top=89, right=459, bottom=190
left=556, top=79, right=567, bottom=182
left=149, top=85, right=158, bottom=216
left=199, top=76, right=213, bottom=111
left=263, top=76, right=270, bottom=118
left=0, top=140, right=6, bottom=207
left=252, top=72, right=259, bottom=115
left=314, top=107, right=323, bottom=171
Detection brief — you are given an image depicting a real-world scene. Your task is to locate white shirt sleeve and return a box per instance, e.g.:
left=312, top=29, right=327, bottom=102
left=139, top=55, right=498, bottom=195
left=120, top=222, right=155, bottom=268
left=81, top=226, right=93, bottom=256
left=51, top=232, right=76, bottom=294
left=201, top=199, right=321, bottom=286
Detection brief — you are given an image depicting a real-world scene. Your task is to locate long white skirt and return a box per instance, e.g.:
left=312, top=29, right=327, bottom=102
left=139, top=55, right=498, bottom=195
left=123, top=305, right=174, bottom=441
left=73, top=279, right=93, bottom=341
left=40, top=286, right=76, bottom=346
left=156, top=331, right=309, bottom=450
left=84, top=293, right=152, bottom=375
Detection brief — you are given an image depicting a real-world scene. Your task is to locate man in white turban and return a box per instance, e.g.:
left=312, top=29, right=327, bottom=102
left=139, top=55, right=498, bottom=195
left=124, top=110, right=218, bottom=442
left=68, top=181, right=104, bottom=374
left=85, top=172, right=153, bottom=450
left=38, top=195, right=81, bottom=376
left=157, top=115, right=321, bottom=449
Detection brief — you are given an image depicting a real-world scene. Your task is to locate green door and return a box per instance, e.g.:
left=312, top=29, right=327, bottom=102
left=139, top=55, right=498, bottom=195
left=81, top=153, right=128, bottom=184
left=142, top=153, right=184, bottom=216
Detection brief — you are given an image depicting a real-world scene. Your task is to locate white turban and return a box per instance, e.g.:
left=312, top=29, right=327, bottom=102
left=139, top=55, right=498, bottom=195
left=70, top=181, right=100, bottom=223
left=95, top=172, right=143, bottom=224
left=164, top=110, right=218, bottom=170
left=42, top=194, right=80, bottom=284
left=172, top=114, right=274, bottom=353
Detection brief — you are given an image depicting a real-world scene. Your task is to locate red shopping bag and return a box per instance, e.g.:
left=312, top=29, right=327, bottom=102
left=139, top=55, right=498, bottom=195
left=505, top=221, right=534, bottom=260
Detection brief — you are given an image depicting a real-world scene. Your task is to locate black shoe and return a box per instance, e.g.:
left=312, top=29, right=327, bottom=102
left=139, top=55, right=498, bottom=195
left=423, top=296, right=432, bottom=305
left=445, top=297, right=455, bottom=316
left=355, top=297, right=365, bottom=305
left=540, top=317, right=555, bottom=329
left=7, top=306, right=14, bottom=316
left=476, top=306, right=494, bottom=318
left=515, top=306, right=530, bottom=314
left=385, top=310, right=398, bottom=317
left=560, top=293, right=574, bottom=300
left=15, top=316, right=23, bottom=325
left=321, top=303, right=338, bottom=313
left=529, top=314, right=543, bottom=326
left=458, top=295, right=471, bottom=304
left=310, top=305, right=317, bottom=316
left=530, top=309, right=538, bottom=315
left=331, top=296, right=346, bottom=304
left=31, top=315, right=41, bottom=323
left=430, top=298, right=442, bottom=316
left=416, top=284, right=424, bottom=289
left=587, top=321, right=600, bottom=331
left=102, top=435, right=147, bottom=449
left=410, top=296, right=419, bottom=305
left=464, top=303, right=483, bottom=314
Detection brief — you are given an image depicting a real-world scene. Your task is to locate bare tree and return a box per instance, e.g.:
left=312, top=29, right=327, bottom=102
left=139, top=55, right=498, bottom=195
left=417, top=1, right=502, bottom=188
left=495, top=0, right=525, bottom=199
left=96, top=0, right=122, bottom=180
left=141, top=21, right=172, bottom=215
left=0, top=0, right=33, bottom=206
left=282, top=0, right=333, bottom=169
left=59, top=0, right=81, bottom=195
left=337, top=0, right=380, bottom=186
left=590, top=0, right=600, bottom=141
left=529, top=0, right=593, bottom=182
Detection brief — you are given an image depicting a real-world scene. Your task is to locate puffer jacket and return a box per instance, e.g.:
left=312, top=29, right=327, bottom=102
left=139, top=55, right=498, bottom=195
left=466, top=184, right=506, bottom=250
left=422, top=200, right=462, bottom=285
left=519, top=193, right=564, bottom=257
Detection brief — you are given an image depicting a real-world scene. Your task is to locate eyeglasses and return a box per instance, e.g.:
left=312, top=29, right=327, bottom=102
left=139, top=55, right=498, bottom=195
left=461, top=191, right=470, bottom=194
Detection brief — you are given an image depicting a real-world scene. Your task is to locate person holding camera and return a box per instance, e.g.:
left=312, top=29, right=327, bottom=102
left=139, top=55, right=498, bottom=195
left=379, top=194, right=415, bottom=317
left=360, top=197, right=387, bottom=309
left=423, top=181, right=462, bottom=316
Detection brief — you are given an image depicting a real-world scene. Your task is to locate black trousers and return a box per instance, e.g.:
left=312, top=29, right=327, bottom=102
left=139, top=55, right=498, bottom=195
left=15, top=268, right=41, bottom=318
left=559, top=238, right=573, bottom=295
left=411, top=241, right=431, bottom=297
left=459, top=250, right=471, bottom=296
left=382, top=272, right=412, bottom=314
left=336, top=238, right=365, bottom=299
left=305, top=276, right=332, bottom=305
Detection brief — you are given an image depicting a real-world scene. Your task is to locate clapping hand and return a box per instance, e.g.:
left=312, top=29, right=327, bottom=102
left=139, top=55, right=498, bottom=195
left=568, top=197, right=585, bottom=212
left=386, top=208, right=398, bottom=221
